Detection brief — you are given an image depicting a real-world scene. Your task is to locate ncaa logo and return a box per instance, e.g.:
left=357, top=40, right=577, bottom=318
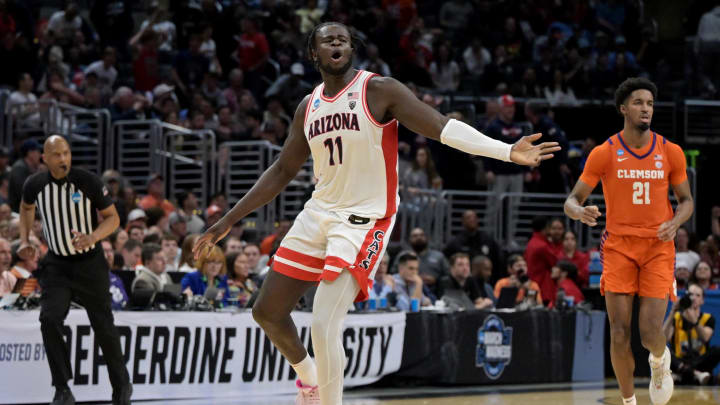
left=476, top=315, right=513, bottom=380
left=313, top=99, right=320, bottom=110
left=617, top=149, right=624, bottom=156
left=71, top=192, right=81, bottom=204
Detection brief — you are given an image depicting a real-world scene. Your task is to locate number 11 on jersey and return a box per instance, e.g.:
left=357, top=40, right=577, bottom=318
left=324, top=136, right=343, bottom=166
left=632, top=181, right=650, bottom=204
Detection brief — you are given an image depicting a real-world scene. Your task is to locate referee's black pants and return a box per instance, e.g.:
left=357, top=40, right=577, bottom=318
left=37, top=249, right=129, bottom=391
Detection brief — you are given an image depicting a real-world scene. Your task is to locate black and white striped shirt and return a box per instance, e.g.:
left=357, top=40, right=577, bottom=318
left=22, top=168, right=113, bottom=258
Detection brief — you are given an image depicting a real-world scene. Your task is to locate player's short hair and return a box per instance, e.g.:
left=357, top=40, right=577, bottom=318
left=141, top=243, right=162, bottom=264
left=305, top=22, right=363, bottom=64
left=614, top=77, right=657, bottom=113
left=449, top=252, right=470, bottom=267
left=397, top=252, right=419, bottom=267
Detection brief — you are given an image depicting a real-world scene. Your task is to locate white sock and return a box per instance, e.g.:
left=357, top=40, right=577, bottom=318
left=622, top=394, right=636, bottom=405
left=649, top=349, right=665, bottom=368
left=291, top=354, right=318, bottom=387
left=312, top=270, right=359, bottom=405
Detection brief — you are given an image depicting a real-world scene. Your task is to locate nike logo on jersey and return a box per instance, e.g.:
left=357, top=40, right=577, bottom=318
left=308, top=112, right=360, bottom=139
left=617, top=157, right=629, bottom=162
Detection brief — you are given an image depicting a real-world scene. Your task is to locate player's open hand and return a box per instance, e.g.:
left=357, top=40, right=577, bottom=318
left=657, top=220, right=678, bottom=242
left=193, top=219, right=232, bottom=261
left=509, top=133, right=561, bottom=167
left=580, top=205, right=602, bottom=227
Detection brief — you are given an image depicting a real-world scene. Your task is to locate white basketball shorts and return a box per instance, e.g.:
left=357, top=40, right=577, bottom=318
left=272, top=200, right=396, bottom=302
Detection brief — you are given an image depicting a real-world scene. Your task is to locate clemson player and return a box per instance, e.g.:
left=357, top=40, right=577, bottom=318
left=564, top=78, right=693, bottom=405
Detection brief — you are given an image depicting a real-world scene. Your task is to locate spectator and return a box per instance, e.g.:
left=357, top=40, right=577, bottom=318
left=7, top=73, right=41, bottom=128
left=260, top=217, right=292, bottom=256
left=550, top=260, right=584, bottom=306
left=199, top=24, right=221, bottom=74
left=109, top=87, right=148, bottom=122
left=0, top=173, right=8, bottom=206
left=84, top=46, right=117, bottom=91
left=8, top=139, right=42, bottom=212
left=463, top=37, right=492, bottom=79
left=439, top=0, right=473, bottom=38
left=663, top=284, right=720, bottom=385
left=40, top=67, right=85, bottom=106
left=161, top=233, right=180, bottom=271
left=110, top=228, right=128, bottom=253
left=676, top=265, right=692, bottom=292
left=119, top=239, right=142, bottom=271
left=358, top=43, right=391, bottom=77
left=139, top=3, right=176, bottom=52
left=223, top=68, right=249, bottom=114
left=89, top=0, right=134, bottom=51
left=201, top=71, right=225, bottom=109
left=224, top=236, right=243, bottom=255
left=9, top=238, right=40, bottom=296
left=559, top=230, right=590, bottom=288
left=494, top=254, right=543, bottom=306
left=444, top=209, right=503, bottom=283
left=127, top=225, right=144, bottom=242
left=102, top=240, right=128, bottom=310
left=131, top=243, right=172, bottom=300
left=403, top=146, right=438, bottom=192
left=471, top=255, right=497, bottom=305
left=130, top=28, right=161, bottom=93
left=0, top=237, right=16, bottom=295
left=544, top=68, right=580, bottom=107
left=126, top=208, right=148, bottom=231
left=296, top=0, right=324, bottom=34
left=178, top=234, right=200, bottom=273
left=403, top=227, right=448, bottom=291
left=171, top=31, right=209, bottom=98
left=139, top=173, right=174, bottom=215
left=525, top=216, right=558, bottom=306
left=46, top=2, right=82, bottom=44
left=264, top=63, right=312, bottom=114
left=392, top=252, right=434, bottom=310
left=547, top=217, right=566, bottom=256
left=368, top=254, right=395, bottom=302
left=676, top=227, right=701, bottom=273
left=429, top=43, right=460, bottom=92
left=244, top=242, right=268, bottom=279
left=437, top=253, right=493, bottom=310
left=181, top=244, right=228, bottom=304
left=234, top=17, right=270, bottom=96
left=524, top=100, right=570, bottom=193
left=175, top=191, right=205, bottom=234
left=692, top=261, right=719, bottom=291
left=225, top=251, right=256, bottom=308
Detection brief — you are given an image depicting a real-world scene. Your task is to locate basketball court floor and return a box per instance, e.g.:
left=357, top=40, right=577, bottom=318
left=127, top=381, right=719, bottom=405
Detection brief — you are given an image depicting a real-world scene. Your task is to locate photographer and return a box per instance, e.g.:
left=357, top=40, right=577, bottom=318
left=663, top=283, right=720, bottom=385
left=494, top=254, right=543, bottom=306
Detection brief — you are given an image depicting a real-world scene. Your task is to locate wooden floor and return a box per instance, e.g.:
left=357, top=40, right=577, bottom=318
left=134, top=384, right=720, bottom=405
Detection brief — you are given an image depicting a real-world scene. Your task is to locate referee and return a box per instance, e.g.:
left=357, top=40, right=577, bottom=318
left=18, top=136, right=131, bottom=405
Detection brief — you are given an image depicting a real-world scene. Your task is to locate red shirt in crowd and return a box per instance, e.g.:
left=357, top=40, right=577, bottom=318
left=236, top=32, right=269, bottom=72
left=525, top=231, right=559, bottom=305
left=557, top=278, right=585, bottom=306
left=560, top=250, right=590, bottom=288
left=133, top=46, right=160, bottom=92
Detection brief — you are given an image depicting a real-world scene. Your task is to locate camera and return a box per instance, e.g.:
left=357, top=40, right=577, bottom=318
left=677, top=294, right=692, bottom=311
left=517, top=270, right=529, bottom=284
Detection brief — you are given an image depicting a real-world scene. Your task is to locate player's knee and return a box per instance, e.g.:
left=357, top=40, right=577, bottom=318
left=609, top=323, right=631, bottom=346
left=639, top=324, right=662, bottom=348
left=251, top=303, right=272, bottom=327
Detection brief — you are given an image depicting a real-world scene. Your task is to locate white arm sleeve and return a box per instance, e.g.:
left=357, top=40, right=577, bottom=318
left=440, top=118, right=513, bottom=162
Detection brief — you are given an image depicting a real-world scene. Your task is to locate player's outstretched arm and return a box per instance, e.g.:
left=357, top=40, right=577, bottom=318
left=564, top=180, right=602, bottom=227
left=194, top=96, right=312, bottom=259
left=657, top=180, right=694, bottom=242
left=371, top=77, right=560, bottom=165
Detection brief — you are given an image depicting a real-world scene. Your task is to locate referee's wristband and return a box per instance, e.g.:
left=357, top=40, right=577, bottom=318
left=440, top=118, right=513, bottom=162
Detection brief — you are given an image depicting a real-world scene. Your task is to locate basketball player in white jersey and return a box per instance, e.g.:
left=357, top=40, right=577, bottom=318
left=194, top=22, right=560, bottom=404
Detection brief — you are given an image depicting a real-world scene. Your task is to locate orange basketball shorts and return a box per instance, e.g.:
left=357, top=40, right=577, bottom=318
left=599, top=231, right=677, bottom=301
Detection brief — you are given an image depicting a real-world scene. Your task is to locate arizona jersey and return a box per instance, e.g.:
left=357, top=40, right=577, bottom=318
left=303, top=70, right=399, bottom=219
left=579, top=131, right=687, bottom=238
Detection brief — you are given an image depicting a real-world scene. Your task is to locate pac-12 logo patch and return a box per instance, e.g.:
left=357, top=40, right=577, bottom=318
left=71, top=192, right=81, bottom=203
left=313, top=99, right=320, bottom=110
left=476, top=315, right=513, bottom=380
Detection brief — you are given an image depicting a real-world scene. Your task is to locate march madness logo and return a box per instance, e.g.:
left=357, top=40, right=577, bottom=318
left=476, top=315, right=513, bottom=380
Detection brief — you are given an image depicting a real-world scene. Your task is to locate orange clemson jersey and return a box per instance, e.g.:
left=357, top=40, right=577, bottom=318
left=579, top=131, right=687, bottom=238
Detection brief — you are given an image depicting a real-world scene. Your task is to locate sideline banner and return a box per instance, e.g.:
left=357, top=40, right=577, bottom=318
left=0, top=310, right=406, bottom=404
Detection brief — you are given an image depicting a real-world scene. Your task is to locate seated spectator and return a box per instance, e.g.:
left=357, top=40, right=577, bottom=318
left=544, top=68, right=579, bottom=107
left=127, top=225, right=144, bottom=242
left=102, top=240, right=127, bottom=310
left=399, top=227, right=448, bottom=292
left=676, top=227, right=700, bottom=273
left=8, top=139, right=42, bottom=212
left=392, top=252, right=434, bottom=310
left=0, top=237, right=16, bottom=295
left=171, top=31, right=209, bottom=97
left=471, top=255, right=497, bottom=306
left=429, top=43, right=460, bottom=92
left=494, top=254, right=543, bottom=306
left=444, top=209, right=503, bottom=283
left=525, top=216, right=559, bottom=306
left=438, top=253, right=493, bottom=310
left=368, top=254, right=395, bottom=302
left=181, top=245, right=228, bottom=305
left=119, top=239, right=142, bottom=271
left=676, top=265, right=692, bottom=291
left=692, top=261, right=719, bottom=291
left=168, top=212, right=188, bottom=243
left=9, top=238, right=40, bottom=296
left=264, top=63, right=312, bottom=113
left=139, top=173, right=175, bottom=215
left=224, top=236, right=244, bottom=255
left=175, top=191, right=205, bottom=234
left=178, top=234, right=201, bottom=273
left=84, top=46, right=117, bottom=91
left=663, top=284, right=720, bottom=385
left=550, top=260, right=584, bottom=306
left=244, top=242, right=268, bottom=280
left=109, top=87, right=148, bottom=121
left=7, top=73, right=41, bottom=128
left=260, top=217, right=292, bottom=256
left=403, top=146, right=438, bottom=194
left=161, top=233, right=180, bottom=271
left=205, top=204, right=224, bottom=230
left=109, top=228, right=128, bottom=253
left=559, top=230, right=589, bottom=288
left=225, top=251, right=256, bottom=308
left=132, top=243, right=172, bottom=301
left=127, top=208, right=148, bottom=231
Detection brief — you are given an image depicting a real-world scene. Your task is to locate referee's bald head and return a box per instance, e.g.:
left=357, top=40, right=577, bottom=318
left=43, top=135, right=70, bottom=153
left=43, top=135, right=72, bottom=178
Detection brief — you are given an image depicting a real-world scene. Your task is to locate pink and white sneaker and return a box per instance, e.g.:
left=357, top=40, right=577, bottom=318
left=295, top=379, right=320, bottom=405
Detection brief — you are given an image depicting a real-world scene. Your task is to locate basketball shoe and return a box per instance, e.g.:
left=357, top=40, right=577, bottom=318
left=295, top=379, right=320, bottom=405
left=649, top=346, right=673, bottom=405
